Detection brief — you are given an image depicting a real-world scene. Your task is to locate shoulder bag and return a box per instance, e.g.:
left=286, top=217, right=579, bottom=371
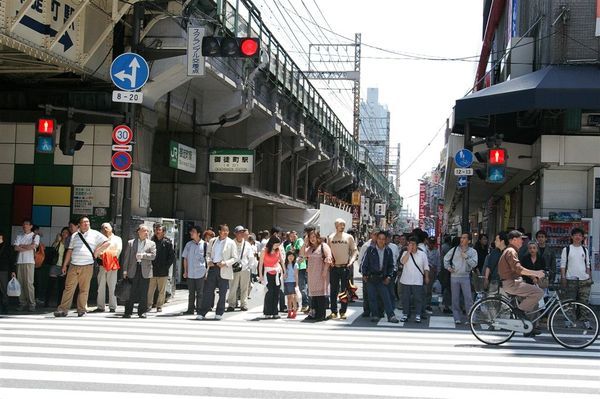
left=409, top=252, right=426, bottom=284
left=232, top=241, right=245, bottom=273
left=78, top=232, right=100, bottom=267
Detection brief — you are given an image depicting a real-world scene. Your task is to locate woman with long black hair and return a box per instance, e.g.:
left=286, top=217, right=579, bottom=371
left=258, top=235, right=285, bottom=319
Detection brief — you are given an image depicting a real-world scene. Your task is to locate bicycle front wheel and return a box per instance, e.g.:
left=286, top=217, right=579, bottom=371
left=469, top=297, right=516, bottom=345
left=549, top=300, right=599, bottom=349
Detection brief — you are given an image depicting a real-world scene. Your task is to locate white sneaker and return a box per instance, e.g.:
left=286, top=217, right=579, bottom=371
left=214, top=314, right=223, bottom=320
left=195, top=315, right=205, bottom=320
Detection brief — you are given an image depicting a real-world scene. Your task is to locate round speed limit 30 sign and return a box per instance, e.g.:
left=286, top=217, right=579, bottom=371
left=112, top=125, right=133, bottom=145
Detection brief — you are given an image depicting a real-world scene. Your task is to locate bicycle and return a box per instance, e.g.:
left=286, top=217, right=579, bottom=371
left=469, top=277, right=599, bottom=349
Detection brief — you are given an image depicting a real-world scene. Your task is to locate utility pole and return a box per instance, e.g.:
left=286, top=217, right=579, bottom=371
left=120, top=2, right=144, bottom=239
left=461, top=122, right=471, bottom=234
left=303, top=33, right=361, bottom=140
left=352, top=33, right=361, bottom=141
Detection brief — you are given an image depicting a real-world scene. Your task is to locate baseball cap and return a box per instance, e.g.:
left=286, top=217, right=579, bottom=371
left=234, top=225, right=247, bottom=233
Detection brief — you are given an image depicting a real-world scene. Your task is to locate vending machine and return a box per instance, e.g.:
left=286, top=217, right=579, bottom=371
left=532, top=216, right=598, bottom=304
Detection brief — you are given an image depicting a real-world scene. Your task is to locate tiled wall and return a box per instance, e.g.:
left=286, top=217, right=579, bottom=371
left=0, top=123, right=113, bottom=245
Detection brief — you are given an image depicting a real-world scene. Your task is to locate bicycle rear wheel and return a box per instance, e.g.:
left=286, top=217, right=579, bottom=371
left=469, top=297, right=516, bottom=345
left=549, top=300, right=599, bottom=349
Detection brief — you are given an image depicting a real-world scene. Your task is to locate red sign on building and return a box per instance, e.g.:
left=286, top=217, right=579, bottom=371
left=418, top=182, right=426, bottom=229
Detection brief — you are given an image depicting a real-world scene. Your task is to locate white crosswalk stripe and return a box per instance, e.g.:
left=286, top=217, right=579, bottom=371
left=0, top=312, right=598, bottom=398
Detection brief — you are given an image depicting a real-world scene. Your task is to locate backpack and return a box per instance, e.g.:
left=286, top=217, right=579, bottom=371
left=564, top=245, right=588, bottom=272
left=34, top=239, right=45, bottom=269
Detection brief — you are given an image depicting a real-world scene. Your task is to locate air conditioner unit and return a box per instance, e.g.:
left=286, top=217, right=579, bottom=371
left=581, top=113, right=600, bottom=133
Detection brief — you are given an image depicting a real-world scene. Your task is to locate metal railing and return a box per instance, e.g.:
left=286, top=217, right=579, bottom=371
left=194, top=0, right=400, bottom=205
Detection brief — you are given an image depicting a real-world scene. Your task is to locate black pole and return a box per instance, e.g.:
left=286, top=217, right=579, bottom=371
left=120, top=2, right=144, bottom=239
left=461, top=122, right=472, bottom=234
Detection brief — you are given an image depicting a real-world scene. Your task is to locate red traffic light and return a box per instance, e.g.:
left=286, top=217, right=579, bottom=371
left=37, top=118, right=55, bottom=135
left=240, top=38, right=259, bottom=57
left=201, top=36, right=260, bottom=58
left=488, top=148, right=506, bottom=165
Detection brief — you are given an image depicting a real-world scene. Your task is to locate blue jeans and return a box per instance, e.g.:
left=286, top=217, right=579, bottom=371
left=366, top=278, right=395, bottom=319
left=451, top=276, right=473, bottom=322
left=298, top=269, right=309, bottom=307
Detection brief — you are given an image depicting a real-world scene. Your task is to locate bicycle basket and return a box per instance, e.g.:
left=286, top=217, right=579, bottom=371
left=537, top=276, right=549, bottom=289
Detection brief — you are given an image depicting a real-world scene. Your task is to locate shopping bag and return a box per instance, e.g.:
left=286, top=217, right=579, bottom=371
left=102, top=252, right=121, bottom=272
left=295, top=286, right=302, bottom=307
left=7, top=277, right=21, bottom=297
left=250, top=282, right=266, bottom=299
left=115, top=278, right=132, bottom=302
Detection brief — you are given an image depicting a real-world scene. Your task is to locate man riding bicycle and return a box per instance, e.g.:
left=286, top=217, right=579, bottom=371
left=498, top=230, right=545, bottom=335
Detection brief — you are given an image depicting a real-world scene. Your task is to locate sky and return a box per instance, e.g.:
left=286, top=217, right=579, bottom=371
left=254, top=0, right=484, bottom=214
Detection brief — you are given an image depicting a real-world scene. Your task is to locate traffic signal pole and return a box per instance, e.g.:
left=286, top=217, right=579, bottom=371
left=461, top=122, right=471, bottom=234
left=120, top=2, right=144, bottom=239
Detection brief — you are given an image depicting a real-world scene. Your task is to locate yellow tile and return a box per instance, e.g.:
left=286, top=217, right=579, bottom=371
left=33, top=186, right=71, bottom=206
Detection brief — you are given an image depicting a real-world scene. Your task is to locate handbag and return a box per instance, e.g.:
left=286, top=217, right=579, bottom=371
left=115, top=278, right=132, bottom=302
left=232, top=242, right=245, bottom=273
left=78, top=232, right=100, bottom=267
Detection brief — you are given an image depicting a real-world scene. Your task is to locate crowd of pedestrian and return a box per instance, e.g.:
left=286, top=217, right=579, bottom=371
left=0, top=216, right=594, bottom=327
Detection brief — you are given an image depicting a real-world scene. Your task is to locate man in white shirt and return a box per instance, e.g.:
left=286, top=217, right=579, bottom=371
left=94, top=222, right=122, bottom=313
left=54, top=217, right=110, bottom=317
left=443, top=233, right=478, bottom=324
left=13, top=220, right=39, bottom=311
left=399, top=236, right=430, bottom=322
left=560, top=227, right=593, bottom=304
left=197, top=224, right=238, bottom=320
left=227, top=226, right=257, bottom=312
left=182, top=225, right=207, bottom=315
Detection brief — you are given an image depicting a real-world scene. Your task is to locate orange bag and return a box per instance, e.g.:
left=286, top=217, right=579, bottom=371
left=102, top=252, right=120, bottom=272
left=34, top=242, right=45, bottom=269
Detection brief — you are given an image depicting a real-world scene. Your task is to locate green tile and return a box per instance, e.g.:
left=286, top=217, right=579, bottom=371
left=0, top=185, right=12, bottom=241
left=0, top=185, right=11, bottom=205
left=34, top=151, right=54, bottom=165
left=33, top=165, right=73, bottom=185
left=52, top=165, right=73, bottom=185
left=14, top=164, right=34, bottom=184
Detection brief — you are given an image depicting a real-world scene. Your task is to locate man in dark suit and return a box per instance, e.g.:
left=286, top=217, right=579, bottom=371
left=122, top=225, right=156, bottom=318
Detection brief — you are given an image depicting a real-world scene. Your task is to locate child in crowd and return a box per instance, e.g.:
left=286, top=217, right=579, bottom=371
left=284, top=251, right=299, bottom=319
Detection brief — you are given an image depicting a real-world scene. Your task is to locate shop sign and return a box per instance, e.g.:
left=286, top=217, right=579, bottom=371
left=351, top=191, right=361, bottom=206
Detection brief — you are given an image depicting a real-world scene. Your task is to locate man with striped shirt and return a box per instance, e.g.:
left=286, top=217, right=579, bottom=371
left=54, top=217, right=110, bottom=317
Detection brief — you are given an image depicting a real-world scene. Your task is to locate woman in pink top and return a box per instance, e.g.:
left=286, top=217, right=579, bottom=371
left=259, top=236, right=285, bottom=319
left=301, top=229, right=332, bottom=321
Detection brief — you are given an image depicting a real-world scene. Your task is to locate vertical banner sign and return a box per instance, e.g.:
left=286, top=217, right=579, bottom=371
left=187, top=27, right=205, bottom=76
left=418, top=183, right=427, bottom=229
left=596, top=0, right=600, bottom=36
left=351, top=206, right=360, bottom=228
left=351, top=191, right=361, bottom=206
left=436, top=203, right=444, bottom=245
left=511, top=0, right=519, bottom=38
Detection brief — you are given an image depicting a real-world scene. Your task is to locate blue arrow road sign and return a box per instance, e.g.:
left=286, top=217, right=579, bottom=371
left=455, top=148, right=474, bottom=168
left=457, top=176, right=468, bottom=188
left=110, top=53, right=149, bottom=91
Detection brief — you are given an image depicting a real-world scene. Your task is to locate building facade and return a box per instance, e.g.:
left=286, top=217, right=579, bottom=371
left=445, top=0, right=600, bottom=303
left=359, top=88, right=391, bottom=179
